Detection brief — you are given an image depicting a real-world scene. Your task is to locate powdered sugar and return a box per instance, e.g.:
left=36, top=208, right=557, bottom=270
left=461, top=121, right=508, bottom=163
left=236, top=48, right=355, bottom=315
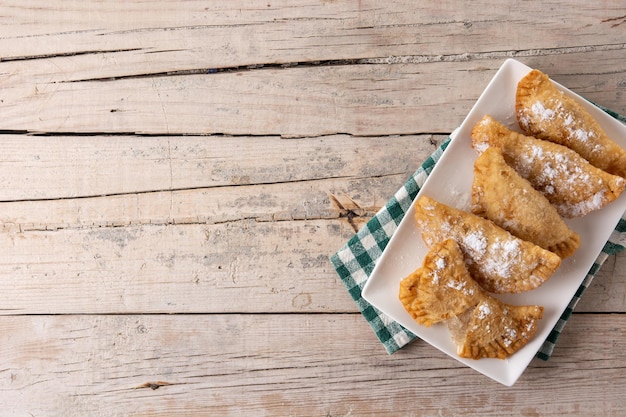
left=563, top=114, right=574, bottom=126
left=464, top=231, right=516, bottom=276
left=474, top=141, right=489, bottom=154
left=530, top=144, right=544, bottom=159
left=521, top=321, right=535, bottom=339
left=457, top=227, right=528, bottom=290
left=430, top=257, right=446, bottom=284
left=444, top=277, right=476, bottom=297
left=435, top=257, right=446, bottom=270
left=572, top=128, right=590, bottom=143
left=481, top=237, right=522, bottom=282
left=530, top=101, right=555, bottom=121
left=463, top=231, right=488, bottom=258
left=477, top=303, right=491, bottom=319
left=524, top=97, right=600, bottom=154
left=502, top=327, right=518, bottom=347
left=556, top=190, right=607, bottom=217
left=511, top=139, right=613, bottom=217
left=447, top=279, right=466, bottom=291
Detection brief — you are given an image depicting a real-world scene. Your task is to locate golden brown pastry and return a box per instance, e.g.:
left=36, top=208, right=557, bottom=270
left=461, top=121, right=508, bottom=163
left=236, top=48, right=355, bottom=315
left=413, top=195, right=561, bottom=293
left=399, top=239, right=545, bottom=360
left=472, top=147, right=580, bottom=258
left=447, top=297, right=544, bottom=360
left=516, top=69, right=626, bottom=178
left=471, top=115, right=625, bottom=218
left=399, top=239, right=485, bottom=326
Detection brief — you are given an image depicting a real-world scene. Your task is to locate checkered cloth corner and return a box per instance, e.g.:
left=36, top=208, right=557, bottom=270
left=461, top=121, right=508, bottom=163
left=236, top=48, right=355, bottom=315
left=329, top=139, right=450, bottom=354
left=330, top=106, right=626, bottom=359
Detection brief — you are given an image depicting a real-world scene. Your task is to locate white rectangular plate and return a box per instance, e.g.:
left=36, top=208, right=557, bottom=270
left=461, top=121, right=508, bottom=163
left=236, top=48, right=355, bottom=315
left=361, top=58, right=626, bottom=386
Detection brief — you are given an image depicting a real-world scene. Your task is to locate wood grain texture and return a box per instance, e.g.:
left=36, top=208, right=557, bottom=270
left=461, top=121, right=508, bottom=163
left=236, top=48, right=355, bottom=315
left=0, top=219, right=356, bottom=314
left=1, top=52, right=625, bottom=136
left=1, top=1, right=625, bottom=415
left=1, top=1, right=624, bottom=75
left=580, top=251, right=626, bottom=312
left=0, top=133, right=441, bottom=201
left=0, top=314, right=624, bottom=416
left=1, top=0, right=625, bottom=136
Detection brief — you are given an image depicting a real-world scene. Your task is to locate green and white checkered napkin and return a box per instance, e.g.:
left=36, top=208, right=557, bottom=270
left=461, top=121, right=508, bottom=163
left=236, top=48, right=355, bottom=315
left=330, top=106, right=626, bottom=360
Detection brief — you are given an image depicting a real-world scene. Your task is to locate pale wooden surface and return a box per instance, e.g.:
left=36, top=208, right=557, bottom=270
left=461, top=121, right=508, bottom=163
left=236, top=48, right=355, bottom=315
left=0, top=1, right=625, bottom=416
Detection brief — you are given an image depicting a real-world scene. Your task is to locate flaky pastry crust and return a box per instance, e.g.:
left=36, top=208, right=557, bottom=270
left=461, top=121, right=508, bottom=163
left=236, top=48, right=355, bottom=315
left=399, top=239, right=545, bottom=360
left=472, top=147, right=580, bottom=258
left=516, top=69, right=626, bottom=178
left=471, top=115, right=625, bottom=218
left=413, top=196, right=561, bottom=294
left=399, top=239, right=485, bottom=326
left=450, top=297, right=544, bottom=360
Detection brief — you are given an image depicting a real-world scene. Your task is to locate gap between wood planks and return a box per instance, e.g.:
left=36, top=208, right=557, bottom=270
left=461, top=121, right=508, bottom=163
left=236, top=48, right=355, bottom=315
left=0, top=47, right=143, bottom=63
left=0, top=171, right=398, bottom=232
left=0, top=130, right=442, bottom=233
left=7, top=42, right=623, bottom=83
left=1, top=213, right=370, bottom=234
left=0, top=129, right=447, bottom=139
left=0, top=195, right=378, bottom=234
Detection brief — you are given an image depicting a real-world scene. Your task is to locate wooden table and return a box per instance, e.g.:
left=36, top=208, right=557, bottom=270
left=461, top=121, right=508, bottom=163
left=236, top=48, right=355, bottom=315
left=1, top=2, right=625, bottom=415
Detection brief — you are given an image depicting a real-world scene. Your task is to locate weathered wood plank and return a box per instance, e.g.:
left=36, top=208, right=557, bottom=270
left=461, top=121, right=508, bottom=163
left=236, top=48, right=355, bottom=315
left=0, top=0, right=624, bottom=78
left=0, top=60, right=492, bottom=135
left=0, top=134, right=441, bottom=201
left=580, top=251, right=626, bottom=312
left=0, top=176, right=397, bottom=231
left=0, top=219, right=355, bottom=314
left=0, top=314, right=623, bottom=416
left=1, top=52, right=625, bottom=136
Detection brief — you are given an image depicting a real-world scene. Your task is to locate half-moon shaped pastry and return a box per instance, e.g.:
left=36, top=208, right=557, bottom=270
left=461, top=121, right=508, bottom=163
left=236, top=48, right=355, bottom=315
left=472, top=147, right=581, bottom=258
left=399, top=239, right=485, bottom=326
left=516, top=69, right=626, bottom=178
left=414, top=195, right=561, bottom=293
left=399, top=239, right=545, bottom=360
left=447, top=297, right=544, bottom=360
left=471, top=115, right=625, bottom=218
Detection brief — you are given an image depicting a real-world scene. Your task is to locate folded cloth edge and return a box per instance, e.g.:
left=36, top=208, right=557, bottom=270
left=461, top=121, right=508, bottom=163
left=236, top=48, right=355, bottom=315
left=330, top=105, right=626, bottom=359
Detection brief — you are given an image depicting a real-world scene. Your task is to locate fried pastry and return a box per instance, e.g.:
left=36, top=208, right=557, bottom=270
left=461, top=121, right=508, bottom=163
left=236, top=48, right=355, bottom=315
left=516, top=69, right=626, bottom=178
left=414, top=195, right=561, bottom=293
left=447, top=297, right=544, bottom=360
left=399, top=239, right=485, bottom=326
left=471, top=115, right=625, bottom=218
left=472, top=147, right=580, bottom=258
left=399, top=239, right=545, bottom=360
